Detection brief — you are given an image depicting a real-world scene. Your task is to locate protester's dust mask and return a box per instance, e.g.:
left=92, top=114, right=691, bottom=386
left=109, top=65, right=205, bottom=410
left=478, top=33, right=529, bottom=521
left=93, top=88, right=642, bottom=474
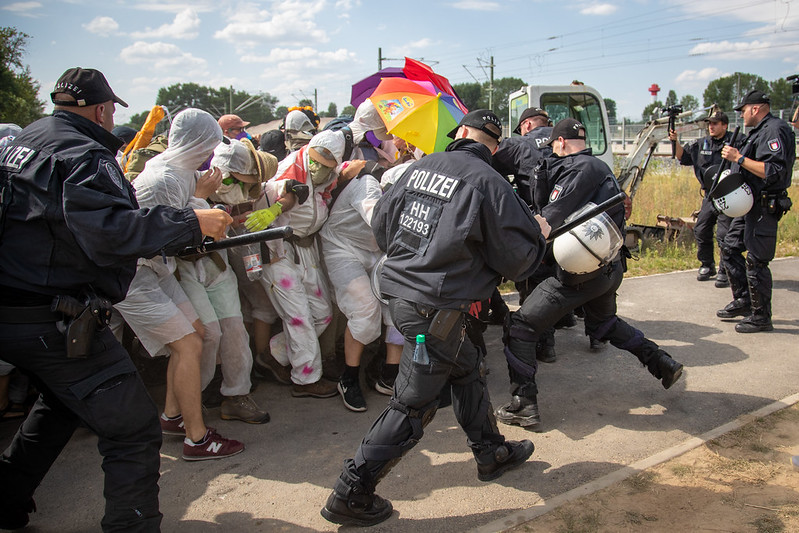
left=308, top=158, right=333, bottom=185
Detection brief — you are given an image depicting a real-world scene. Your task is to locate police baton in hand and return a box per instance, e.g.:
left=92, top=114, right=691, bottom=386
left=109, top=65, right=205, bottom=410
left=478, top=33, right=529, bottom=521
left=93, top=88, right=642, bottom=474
left=178, top=226, right=294, bottom=257
left=546, top=192, right=627, bottom=243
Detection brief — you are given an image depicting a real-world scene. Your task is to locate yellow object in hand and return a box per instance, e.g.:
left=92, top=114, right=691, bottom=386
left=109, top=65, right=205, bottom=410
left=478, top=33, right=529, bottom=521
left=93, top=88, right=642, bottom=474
left=245, top=201, right=282, bottom=231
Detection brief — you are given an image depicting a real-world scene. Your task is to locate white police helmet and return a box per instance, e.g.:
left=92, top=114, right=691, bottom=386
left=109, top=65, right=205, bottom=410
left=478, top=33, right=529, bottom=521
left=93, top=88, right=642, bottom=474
left=710, top=170, right=753, bottom=217
left=553, top=204, right=623, bottom=274
left=370, top=255, right=388, bottom=305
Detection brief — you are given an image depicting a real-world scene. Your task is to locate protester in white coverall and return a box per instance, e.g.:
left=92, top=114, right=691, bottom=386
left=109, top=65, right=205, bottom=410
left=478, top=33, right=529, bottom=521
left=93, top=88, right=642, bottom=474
left=246, top=130, right=367, bottom=398
left=114, top=108, right=245, bottom=460
left=320, top=163, right=403, bottom=412
left=210, top=139, right=282, bottom=377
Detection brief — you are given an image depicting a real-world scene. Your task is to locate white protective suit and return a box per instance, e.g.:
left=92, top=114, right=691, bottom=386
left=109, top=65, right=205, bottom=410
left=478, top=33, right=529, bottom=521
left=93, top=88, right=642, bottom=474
left=115, top=109, right=253, bottom=396
left=260, top=130, right=345, bottom=385
left=319, top=173, right=401, bottom=346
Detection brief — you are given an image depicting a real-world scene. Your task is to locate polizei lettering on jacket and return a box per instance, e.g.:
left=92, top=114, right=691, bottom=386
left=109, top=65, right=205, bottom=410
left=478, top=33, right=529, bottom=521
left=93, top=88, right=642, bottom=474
left=406, top=169, right=459, bottom=200
left=0, top=145, right=37, bottom=172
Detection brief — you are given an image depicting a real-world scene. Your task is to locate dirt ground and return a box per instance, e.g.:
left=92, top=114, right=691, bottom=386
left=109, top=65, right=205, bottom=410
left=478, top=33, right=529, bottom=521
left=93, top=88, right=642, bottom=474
left=509, top=404, right=799, bottom=533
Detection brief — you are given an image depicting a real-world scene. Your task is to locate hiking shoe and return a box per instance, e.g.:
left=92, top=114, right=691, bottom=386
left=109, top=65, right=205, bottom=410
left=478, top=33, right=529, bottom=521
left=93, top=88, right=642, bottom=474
left=220, top=394, right=270, bottom=424
left=735, top=316, right=774, bottom=333
left=182, top=428, right=244, bottom=461
left=375, top=377, right=394, bottom=396
left=291, top=378, right=338, bottom=398
left=476, top=440, right=535, bottom=482
left=253, top=351, right=292, bottom=385
left=160, top=413, right=185, bottom=436
left=717, top=298, right=750, bottom=319
left=496, top=396, right=541, bottom=429
left=321, top=480, right=393, bottom=527
left=338, top=379, right=367, bottom=412
left=715, top=270, right=730, bottom=288
left=0, top=498, right=35, bottom=530
left=697, top=264, right=716, bottom=281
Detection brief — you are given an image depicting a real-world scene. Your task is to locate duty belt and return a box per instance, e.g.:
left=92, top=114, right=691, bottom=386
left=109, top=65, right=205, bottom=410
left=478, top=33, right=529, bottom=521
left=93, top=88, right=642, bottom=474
left=0, top=304, right=62, bottom=323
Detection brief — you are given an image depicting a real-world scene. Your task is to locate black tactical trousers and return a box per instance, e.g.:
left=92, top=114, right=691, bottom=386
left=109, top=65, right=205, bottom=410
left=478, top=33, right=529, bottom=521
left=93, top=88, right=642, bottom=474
left=508, top=261, right=661, bottom=390
left=694, top=195, right=731, bottom=268
left=721, top=205, right=778, bottom=316
left=0, top=321, right=162, bottom=532
left=344, top=297, right=505, bottom=487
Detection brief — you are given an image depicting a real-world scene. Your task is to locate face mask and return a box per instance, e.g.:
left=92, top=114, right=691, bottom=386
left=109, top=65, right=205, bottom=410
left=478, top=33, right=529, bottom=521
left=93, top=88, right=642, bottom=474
left=308, top=158, right=333, bottom=185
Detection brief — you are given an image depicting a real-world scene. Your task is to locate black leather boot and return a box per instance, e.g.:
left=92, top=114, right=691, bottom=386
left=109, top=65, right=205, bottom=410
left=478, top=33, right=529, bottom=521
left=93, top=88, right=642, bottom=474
left=496, top=383, right=541, bottom=429
left=645, top=350, right=684, bottom=389
left=736, top=288, right=773, bottom=333
left=321, top=472, right=393, bottom=527
left=716, top=298, right=750, bottom=319
left=475, top=440, right=535, bottom=481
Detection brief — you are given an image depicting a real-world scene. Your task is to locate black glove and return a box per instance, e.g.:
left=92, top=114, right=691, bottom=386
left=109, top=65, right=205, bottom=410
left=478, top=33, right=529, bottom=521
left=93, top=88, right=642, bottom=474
left=284, top=179, right=310, bottom=204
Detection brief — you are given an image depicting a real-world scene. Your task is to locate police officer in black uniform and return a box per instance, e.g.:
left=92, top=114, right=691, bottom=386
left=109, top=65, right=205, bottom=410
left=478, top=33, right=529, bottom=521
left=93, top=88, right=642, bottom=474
left=0, top=67, right=232, bottom=531
left=320, top=110, right=550, bottom=527
left=716, top=90, right=795, bottom=333
left=669, top=111, right=735, bottom=286
left=496, top=118, right=684, bottom=429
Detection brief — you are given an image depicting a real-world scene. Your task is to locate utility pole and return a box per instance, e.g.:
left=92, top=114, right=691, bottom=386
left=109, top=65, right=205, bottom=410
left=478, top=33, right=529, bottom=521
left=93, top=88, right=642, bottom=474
left=314, top=88, right=318, bottom=113
left=488, top=55, right=495, bottom=112
left=229, top=85, right=233, bottom=115
left=378, top=47, right=382, bottom=70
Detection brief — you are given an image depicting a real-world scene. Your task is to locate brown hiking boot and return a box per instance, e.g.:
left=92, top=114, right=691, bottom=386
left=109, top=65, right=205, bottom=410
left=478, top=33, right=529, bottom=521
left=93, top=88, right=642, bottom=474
left=220, top=394, right=270, bottom=424
left=292, top=378, right=338, bottom=398
left=254, top=351, right=292, bottom=385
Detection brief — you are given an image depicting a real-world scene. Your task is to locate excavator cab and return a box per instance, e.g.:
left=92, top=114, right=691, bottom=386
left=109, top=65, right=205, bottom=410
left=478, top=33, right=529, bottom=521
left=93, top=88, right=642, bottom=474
left=508, top=84, right=613, bottom=168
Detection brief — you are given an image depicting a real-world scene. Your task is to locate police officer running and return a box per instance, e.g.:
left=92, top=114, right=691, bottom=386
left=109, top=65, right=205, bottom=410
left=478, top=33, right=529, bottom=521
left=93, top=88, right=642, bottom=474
left=716, top=90, right=795, bottom=333
left=668, top=111, right=735, bottom=286
left=320, top=110, right=550, bottom=527
left=496, top=118, right=684, bottom=430
left=0, top=67, right=231, bottom=530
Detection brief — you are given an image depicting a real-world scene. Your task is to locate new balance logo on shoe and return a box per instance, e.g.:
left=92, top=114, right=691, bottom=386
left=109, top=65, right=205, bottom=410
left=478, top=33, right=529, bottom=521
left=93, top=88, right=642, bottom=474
left=207, top=441, right=223, bottom=454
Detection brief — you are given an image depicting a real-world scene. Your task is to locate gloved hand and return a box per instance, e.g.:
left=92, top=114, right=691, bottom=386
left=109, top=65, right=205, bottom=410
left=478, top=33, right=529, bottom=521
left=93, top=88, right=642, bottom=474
left=284, top=179, right=310, bottom=204
left=245, top=202, right=282, bottom=231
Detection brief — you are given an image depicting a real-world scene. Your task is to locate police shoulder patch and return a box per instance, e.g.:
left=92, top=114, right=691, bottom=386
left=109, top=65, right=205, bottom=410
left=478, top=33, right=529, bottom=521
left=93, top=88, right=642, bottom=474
left=102, top=160, right=127, bottom=192
left=549, top=184, right=563, bottom=202
left=768, top=138, right=780, bottom=152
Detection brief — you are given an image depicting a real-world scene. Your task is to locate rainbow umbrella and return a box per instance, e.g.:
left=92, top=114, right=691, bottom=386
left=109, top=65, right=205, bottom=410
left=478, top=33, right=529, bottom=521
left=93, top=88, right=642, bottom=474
left=403, top=57, right=468, bottom=114
left=350, top=67, right=406, bottom=107
left=368, top=77, right=466, bottom=154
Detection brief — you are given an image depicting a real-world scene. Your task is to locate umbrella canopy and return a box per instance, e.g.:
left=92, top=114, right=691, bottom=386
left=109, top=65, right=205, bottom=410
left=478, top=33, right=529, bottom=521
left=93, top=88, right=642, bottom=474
left=350, top=67, right=406, bottom=107
left=368, top=77, right=466, bottom=154
left=403, top=57, right=468, bottom=114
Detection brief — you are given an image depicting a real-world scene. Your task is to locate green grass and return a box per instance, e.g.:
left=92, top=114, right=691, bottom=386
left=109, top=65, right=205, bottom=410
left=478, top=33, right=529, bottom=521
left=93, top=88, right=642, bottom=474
left=623, top=159, right=799, bottom=277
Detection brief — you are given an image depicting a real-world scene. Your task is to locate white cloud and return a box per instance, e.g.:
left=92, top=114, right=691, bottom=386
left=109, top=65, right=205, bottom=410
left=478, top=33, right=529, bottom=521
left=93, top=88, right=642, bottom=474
left=214, top=1, right=329, bottom=49
left=129, top=8, right=201, bottom=40
left=241, top=47, right=356, bottom=68
left=119, top=41, right=208, bottom=75
left=2, top=2, right=42, bottom=15
left=580, top=3, right=617, bottom=16
left=132, top=1, right=215, bottom=13
left=688, top=40, right=772, bottom=59
left=449, top=1, right=500, bottom=10
left=83, top=16, right=120, bottom=37
left=675, top=67, right=725, bottom=84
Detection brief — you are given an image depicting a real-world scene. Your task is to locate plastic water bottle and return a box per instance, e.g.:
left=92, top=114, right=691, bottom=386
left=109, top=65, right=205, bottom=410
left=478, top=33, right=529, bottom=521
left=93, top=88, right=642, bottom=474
left=412, top=334, right=429, bottom=365
left=242, top=244, right=263, bottom=281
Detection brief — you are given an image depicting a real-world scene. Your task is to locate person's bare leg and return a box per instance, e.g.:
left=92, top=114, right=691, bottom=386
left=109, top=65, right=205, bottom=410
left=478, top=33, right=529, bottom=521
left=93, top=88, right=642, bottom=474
left=385, top=342, right=402, bottom=365
left=253, top=319, right=271, bottom=356
left=0, top=374, right=10, bottom=411
left=343, top=327, right=365, bottom=367
left=164, top=321, right=207, bottom=442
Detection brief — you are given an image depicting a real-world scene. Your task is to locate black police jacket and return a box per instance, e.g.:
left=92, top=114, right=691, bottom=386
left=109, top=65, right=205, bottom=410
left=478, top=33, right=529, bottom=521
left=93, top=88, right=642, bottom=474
left=492, top=127, right=553, bottom=205
left=679, top=131, right=734, bottom=188
left=539, top=148, right=625, bottom=284
left=734, top=113, right=795, bottom=194
left=0, top=111, right=202, bottom=303
left=372, top=139, right=547, bottom=311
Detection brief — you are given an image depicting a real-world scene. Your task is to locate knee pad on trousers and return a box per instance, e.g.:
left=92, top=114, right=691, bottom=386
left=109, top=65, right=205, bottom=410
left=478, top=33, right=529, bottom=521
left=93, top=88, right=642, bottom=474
left=355, top=397, right=439, bottom=466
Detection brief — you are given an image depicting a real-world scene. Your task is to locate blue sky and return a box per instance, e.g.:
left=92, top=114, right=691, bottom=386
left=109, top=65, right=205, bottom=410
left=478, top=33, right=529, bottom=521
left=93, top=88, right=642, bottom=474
left=4, top=0, right=798, bottom=125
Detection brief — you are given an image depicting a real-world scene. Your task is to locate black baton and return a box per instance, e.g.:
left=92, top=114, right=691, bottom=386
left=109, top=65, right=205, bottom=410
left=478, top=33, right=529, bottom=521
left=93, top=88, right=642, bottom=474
left=706, top=126, right=740, bottom=198
left=178, top=226, right=294, bottom=257
left=546, top=192, right=627, bottom=243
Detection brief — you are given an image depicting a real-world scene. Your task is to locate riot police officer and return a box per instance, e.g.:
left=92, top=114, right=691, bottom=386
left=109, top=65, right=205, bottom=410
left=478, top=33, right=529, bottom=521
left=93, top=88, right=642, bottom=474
left=496, top=118, right=684, bottom=429
left=717, top=90, right=795, bottom=333
left=320, top=110, right=550, bottom=527
left=0, top=67, right=231, bottom=530
left=669, top=111, right=735, bottom=286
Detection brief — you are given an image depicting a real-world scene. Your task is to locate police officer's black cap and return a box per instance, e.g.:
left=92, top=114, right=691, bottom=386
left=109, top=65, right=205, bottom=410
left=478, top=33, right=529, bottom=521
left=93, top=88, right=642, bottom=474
left=705, top=111, right=729, bottom=124
left=51, top=67, right=129, bottom=108
left=447, top=109, right=502, bottom=141
left=733, top=90, right=770, bottom=111
left=547, top=118, right=586, bottom=144
left=513, top=107, right=549, bottom=134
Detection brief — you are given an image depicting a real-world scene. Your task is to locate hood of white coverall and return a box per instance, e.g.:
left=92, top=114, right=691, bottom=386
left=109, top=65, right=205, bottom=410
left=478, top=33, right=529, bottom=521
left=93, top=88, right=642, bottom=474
left=163, top=108, right=226, bottom=171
